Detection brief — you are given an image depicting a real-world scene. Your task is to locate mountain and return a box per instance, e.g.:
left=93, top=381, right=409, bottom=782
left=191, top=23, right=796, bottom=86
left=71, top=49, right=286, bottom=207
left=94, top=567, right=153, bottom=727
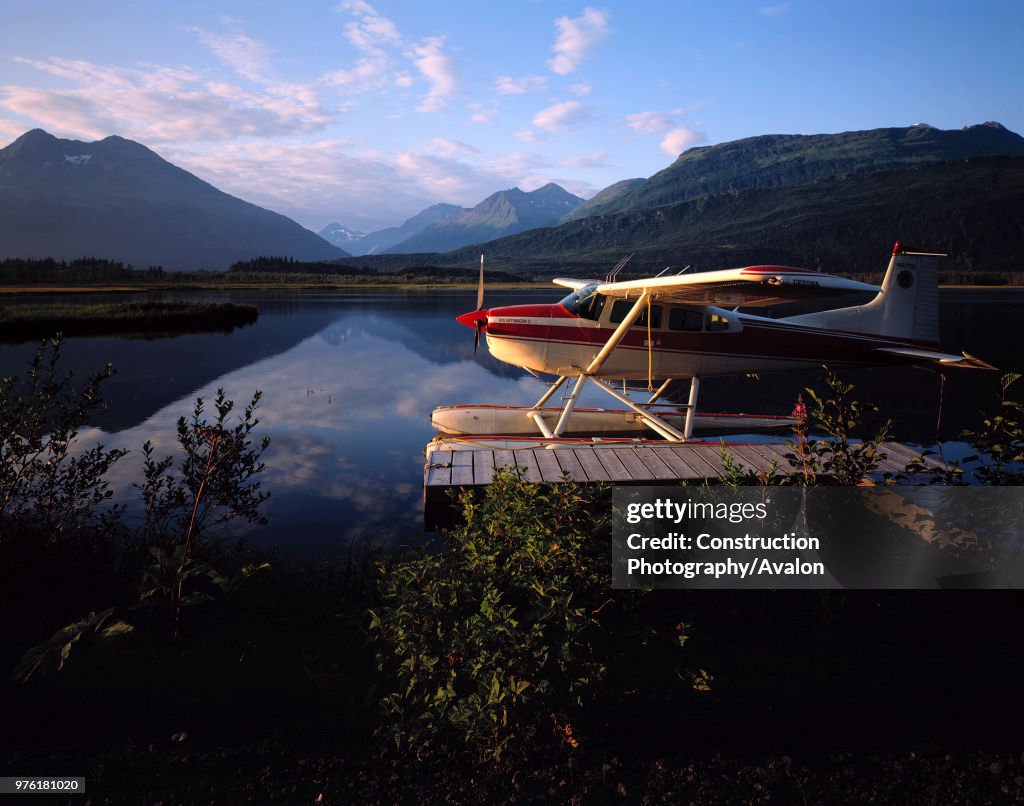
left=426, top=154, right=1024, bottom=275
left=338, top=153, right=1024, bottom=276
left=318, top=222, right=366, bottom=249
left=587, top=121, right=1024, bottom=219
left=385, top=183, right=584, bottom=254
left=561, top=178, right=645, bottom=222
left=0, top=129, right=348, bottom=270
left=345, top=203, right=467, bottom=255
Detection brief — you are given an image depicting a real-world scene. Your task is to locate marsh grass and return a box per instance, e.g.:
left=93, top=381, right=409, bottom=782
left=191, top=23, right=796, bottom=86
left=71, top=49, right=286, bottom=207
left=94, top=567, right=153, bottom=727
left=0, top=300, right=258, bottom=341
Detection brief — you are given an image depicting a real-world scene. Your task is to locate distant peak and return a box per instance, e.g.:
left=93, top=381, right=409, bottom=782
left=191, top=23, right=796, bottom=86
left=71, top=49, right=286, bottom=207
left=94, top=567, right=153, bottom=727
left=966, top=121, right=1007, bottom=130
left=13, top=128, right=57, bottom=144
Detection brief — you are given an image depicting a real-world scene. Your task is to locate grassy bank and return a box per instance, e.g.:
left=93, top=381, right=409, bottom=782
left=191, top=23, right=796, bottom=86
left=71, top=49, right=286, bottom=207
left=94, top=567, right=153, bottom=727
left=0, top=300, right=258, bottom=341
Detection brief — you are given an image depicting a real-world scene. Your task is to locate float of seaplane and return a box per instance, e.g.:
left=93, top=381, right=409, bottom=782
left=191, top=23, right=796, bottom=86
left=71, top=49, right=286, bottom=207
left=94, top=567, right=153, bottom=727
left=431, top=244, right=994, bottom=450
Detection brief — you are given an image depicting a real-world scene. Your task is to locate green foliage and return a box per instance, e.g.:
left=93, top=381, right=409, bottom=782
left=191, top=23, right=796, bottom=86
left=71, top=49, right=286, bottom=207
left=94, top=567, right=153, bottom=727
left=957, top=372, right=1024, bottom=485
left=370, top=470, right=698, bottom=765
left=0, top=338, right=126, bottom=540
left=12, top=607, right=133, bottom=683
left=370, top=470, right=610, bottom=763
left=782, top=367, right=894, bottom=485
left=137, top=389, right=270, bottom=546
left=717, top=443, right=783, bottom=487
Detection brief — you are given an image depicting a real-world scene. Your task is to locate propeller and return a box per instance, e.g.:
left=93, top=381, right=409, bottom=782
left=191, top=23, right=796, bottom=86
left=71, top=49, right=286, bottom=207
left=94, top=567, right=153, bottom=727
left=455, top=255, right=489, bottom=354
left=474, top=254, right=485, bottom=355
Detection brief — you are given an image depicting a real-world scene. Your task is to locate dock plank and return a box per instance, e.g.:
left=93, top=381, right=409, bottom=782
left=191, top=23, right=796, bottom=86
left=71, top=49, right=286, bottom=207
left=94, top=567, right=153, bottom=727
left=492, top=448, right=516, bottom=475
left=669, top=445, right=720, bottom=478
left=655, top=447, right=704, bottom=480
left=473, top=450, right=495, bottom=485
left=726, top=445, right=771, bottom=474
left=514, top=449, right=543, bottom=483
left=450, top=450, right=475, bottom=486
left=614, top=448, right=656, bottom=481
left=575, top=449, right=611, bottom=482
left=534, top=449, right=566, bottom=482
left=593, top=448, right=634, bottom=482
left=423, top=440, right=945, bottom=501
left=690, top=445, right=728, bottom=477
left=554, top=448, right=588, bottom=482
left=425, top=450, right=452, bottom=487
left=633, top=446, right=678, bottom=480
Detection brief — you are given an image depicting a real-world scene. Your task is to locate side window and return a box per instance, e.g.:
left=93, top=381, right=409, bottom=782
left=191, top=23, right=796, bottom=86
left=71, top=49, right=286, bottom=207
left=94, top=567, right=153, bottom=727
left=707, top=313, right=731, bottom=332
left=669, top=308, right=703, bottom=332
left=608, top=299, right=662, bottom=328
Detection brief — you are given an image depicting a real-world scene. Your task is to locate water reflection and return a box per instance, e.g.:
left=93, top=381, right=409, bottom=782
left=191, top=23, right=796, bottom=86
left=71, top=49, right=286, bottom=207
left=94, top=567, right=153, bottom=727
left=1, top=287, right=1020, bottom=557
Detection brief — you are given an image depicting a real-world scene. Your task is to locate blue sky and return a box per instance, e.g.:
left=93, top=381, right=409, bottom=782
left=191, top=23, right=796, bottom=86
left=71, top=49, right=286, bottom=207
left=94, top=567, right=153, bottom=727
left=1, top=1, right=1021, bottom=231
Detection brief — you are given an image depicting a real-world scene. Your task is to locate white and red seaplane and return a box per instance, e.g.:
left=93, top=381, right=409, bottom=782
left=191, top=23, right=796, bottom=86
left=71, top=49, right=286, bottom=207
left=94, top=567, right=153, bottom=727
left=433, top=244, right=994, bottom=446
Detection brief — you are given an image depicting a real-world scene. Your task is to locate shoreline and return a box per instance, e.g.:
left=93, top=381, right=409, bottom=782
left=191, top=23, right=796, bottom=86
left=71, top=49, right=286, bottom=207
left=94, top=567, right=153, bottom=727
left=1, top=282, right=1022, bottom=296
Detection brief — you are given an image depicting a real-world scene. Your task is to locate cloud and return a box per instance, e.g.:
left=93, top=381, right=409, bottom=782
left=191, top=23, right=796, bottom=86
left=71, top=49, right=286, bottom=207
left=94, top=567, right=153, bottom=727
left=569, top=82, right=592, bottom=96
left=532, top=100, right=590, bottom=132
left=2, top=56, right=332, bottom=143
left=759, top=3, right=790, bottom=15
left=341, top=1, right=402, bottom=49
left=410, top=36, right=460, bottom=112
left=560, top=150, right=608, bottom=169
left=468, top=107, right=497, bottom=124
left=548, top=7, right=610, bottom=75
left=161, top=136, right=529, bottom=231
left=325, top=1, right=405, bottom=93
left=322, top=55, right=393, bottom=91
left=428, top=137, right=479, bottom=158
left=189, top=28, right=276, bottom=83
left=625, top=106, right=707, bottom=156
left=626, top=108, right=686, bottom=134
left=513, top=129, right=542, bottom=142
left=660, top=127, right=705, bottom=156
left=493, top=75, right=547, bottom=95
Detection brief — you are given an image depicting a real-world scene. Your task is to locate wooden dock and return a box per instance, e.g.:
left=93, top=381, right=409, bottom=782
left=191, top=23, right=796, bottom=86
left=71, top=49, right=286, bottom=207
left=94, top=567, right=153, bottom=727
left=423, top=440, right=941, bottom=523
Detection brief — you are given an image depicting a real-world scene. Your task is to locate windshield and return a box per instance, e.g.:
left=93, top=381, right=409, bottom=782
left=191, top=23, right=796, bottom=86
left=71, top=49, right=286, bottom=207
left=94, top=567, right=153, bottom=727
left=560, top=284, right=606, bottom=320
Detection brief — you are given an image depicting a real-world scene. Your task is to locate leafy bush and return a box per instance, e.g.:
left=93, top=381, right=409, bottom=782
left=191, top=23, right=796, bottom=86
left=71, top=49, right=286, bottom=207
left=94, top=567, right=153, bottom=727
left=370, top=470, right=698, bottom=765
left=782, top=367, right=893, bottom=485
left=958, top=372, right=1024, bottom=485
left=0, top=338, right=126, bottom=541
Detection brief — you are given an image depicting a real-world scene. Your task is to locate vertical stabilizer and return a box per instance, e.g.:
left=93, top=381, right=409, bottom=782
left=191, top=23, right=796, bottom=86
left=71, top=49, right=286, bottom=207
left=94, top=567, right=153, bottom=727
left=785, top=245, right=941, bottom=345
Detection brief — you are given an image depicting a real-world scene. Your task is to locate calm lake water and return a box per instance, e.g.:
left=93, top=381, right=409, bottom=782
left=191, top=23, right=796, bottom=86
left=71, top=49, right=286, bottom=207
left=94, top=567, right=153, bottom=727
left=2, top=287, right=1022, bottom=557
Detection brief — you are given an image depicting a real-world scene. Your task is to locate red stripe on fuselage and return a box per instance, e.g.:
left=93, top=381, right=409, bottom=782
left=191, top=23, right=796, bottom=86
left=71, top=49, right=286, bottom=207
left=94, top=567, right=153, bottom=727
left=485, top=318, right=928, bottom=364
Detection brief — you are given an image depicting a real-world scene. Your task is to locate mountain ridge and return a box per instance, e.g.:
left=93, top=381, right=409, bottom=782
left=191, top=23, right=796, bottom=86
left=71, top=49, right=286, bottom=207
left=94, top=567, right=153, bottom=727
left=0, top=129, right=347, bottom=270
left=590, top=121, right=1024, bottom=218
left=384, top=183, right=584, bottom=254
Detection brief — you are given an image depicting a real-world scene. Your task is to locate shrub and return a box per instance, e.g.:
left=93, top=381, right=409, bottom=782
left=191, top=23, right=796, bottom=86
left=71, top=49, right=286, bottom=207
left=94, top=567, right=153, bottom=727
left=370, top=469, right=698, bottom=765
left=0, top=338, right=126, bottom=541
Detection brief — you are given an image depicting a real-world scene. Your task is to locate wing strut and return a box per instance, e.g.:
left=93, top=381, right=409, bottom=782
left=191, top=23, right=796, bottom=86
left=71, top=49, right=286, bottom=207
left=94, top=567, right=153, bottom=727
left=527, top=292, right=702, bottom=441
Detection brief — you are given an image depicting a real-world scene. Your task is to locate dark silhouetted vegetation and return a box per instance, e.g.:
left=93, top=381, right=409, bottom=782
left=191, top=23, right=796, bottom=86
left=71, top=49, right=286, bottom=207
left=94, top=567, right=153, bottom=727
left=0, top=300, right=258, bottom=342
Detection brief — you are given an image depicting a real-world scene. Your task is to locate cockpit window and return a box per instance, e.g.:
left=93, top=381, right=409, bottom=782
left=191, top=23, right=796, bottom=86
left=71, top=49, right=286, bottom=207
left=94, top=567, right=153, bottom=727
left=609, top=299, right=662, bottom=328
left=560, top=284, right=607, bottom=320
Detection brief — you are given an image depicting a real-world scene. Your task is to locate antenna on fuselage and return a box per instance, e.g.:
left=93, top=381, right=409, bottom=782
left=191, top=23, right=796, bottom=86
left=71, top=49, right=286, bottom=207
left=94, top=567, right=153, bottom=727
left=655, top=266, right=672, bottom=277
left=605, top=252, right=634, bottom=283
left=675, top=265, right=692, bottom=275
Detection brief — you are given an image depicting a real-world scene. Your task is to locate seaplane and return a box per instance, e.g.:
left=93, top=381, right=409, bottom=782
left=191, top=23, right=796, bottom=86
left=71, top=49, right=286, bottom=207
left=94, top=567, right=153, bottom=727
left=433, top=244, right=994, bottom=446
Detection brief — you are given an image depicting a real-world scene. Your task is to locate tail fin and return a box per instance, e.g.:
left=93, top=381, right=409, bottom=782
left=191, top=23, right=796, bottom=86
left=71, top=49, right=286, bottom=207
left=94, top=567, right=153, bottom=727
left=870, top=246, right=940, bottom=343
left=786, top=245, right=941, bottom=345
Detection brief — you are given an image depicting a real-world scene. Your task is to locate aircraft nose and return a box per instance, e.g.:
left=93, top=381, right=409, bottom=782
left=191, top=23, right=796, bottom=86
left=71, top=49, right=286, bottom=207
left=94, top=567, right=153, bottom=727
left=456, top=309, right=488, bottom=329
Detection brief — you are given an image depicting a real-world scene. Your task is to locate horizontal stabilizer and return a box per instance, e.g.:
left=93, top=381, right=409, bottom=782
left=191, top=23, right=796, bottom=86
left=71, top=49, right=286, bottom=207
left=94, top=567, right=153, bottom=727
left=875, top=347, right=998, bottom=370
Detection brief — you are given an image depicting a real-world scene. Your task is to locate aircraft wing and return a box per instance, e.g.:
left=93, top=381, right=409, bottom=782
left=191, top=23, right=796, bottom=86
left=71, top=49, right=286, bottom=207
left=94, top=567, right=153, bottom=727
left=596, top=265, right=880, bottom=308
left=553, top=277, right=601, bottom=290
left=875, top=347, right=998, bottom=370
